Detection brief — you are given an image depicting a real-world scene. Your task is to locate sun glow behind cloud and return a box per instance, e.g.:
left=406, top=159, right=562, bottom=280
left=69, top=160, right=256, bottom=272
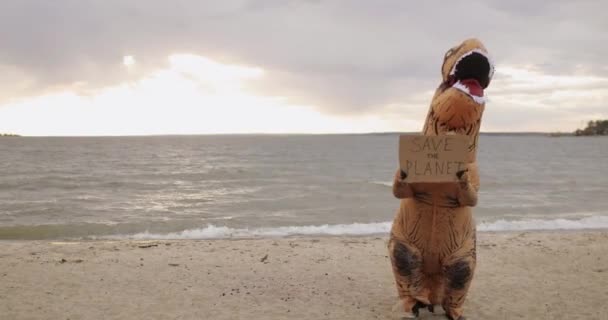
left=0, top=54, right=397, bottom=136
left=123, top=55, right=135, bottom=68
left=2, top=54, right=607, bottom=136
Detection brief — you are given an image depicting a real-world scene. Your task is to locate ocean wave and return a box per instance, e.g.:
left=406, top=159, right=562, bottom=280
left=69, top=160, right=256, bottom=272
left=124, top=222, right=393, bottom=240
left=119, top=216, right=608, bottom=240
left=4, top=216, right=607, bottom=240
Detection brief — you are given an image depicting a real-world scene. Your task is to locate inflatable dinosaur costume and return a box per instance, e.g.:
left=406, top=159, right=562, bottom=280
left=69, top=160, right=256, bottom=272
left=389, top=38, right=494, bottom=320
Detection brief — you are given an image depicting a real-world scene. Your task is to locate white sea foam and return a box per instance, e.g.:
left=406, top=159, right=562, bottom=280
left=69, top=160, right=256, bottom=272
left=125, top=222, right=392, bottom=240
left=121, top=216, right=608, bottom=240
left=477, top=215, right=608, bottom=232
left=370, top=181, right=393, bottom=187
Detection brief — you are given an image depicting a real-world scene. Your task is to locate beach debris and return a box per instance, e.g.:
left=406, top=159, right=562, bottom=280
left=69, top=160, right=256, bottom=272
left=59, top=258, right=83, bottom=264
left=138, top=244, right=158, bottom=248
left=260, top=254, right=269, bottom=263
left=168, top=263, right=180, bottom=267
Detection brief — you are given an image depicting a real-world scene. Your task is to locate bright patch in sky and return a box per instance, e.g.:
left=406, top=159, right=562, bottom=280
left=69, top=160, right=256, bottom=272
left=123, top=55, right=135, bottom=68
left=1, top=54, right=607, bottom=135
left=0, top=55, right=400, bottom=136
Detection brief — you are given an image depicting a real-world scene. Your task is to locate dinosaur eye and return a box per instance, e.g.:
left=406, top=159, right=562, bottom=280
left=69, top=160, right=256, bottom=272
left=444, top=48, right=454, bottom=58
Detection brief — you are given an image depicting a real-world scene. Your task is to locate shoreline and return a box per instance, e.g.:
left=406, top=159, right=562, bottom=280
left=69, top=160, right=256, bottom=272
left=2, top=217, right=608, bottom=241
left=2, top=228, right=607, bottom=243
left=1, top=230, right=607, bottom=319
left=0, top=227, right=606, bottom=242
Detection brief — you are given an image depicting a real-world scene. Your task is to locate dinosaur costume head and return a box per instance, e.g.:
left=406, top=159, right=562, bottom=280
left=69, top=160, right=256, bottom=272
left=423, top=38, right=494, bottom=162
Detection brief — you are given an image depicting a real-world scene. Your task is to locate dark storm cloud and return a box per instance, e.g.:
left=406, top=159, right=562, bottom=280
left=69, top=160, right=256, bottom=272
left=1, top=0, right=606, bottom=114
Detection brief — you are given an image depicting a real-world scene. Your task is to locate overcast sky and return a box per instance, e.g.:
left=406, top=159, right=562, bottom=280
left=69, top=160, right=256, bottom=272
left=1, top=0, right=606, bottom=135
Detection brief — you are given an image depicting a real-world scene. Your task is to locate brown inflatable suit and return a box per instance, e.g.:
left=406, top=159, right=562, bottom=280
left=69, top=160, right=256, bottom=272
left=389, top=39, right=494, bottom=320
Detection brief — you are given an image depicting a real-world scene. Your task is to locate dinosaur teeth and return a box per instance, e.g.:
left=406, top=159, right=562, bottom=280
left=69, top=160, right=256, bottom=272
left=452, top=80, right=486, bottom=104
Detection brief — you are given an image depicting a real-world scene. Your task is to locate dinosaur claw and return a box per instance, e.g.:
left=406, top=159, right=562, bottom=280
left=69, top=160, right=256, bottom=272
left=393, top=168, right=413, bottom=199
left=412, top=301, right=428, bottom=317
left=456, top=169, right=468, bottom=180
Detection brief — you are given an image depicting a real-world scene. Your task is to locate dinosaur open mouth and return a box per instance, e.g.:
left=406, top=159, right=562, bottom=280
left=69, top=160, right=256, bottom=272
left=449, top=50, right=493, bottom=104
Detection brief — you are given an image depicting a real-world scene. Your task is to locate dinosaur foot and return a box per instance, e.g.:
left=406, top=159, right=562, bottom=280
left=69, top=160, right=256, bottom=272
left=412, top=301, right=428, bottom=317
left=392, top=299, right=432, bottom=319
left=445, top=312, right=466, bottom=320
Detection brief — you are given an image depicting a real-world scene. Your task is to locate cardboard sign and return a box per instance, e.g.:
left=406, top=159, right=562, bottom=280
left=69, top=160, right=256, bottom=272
left=399, top=135, right=468, bottom=183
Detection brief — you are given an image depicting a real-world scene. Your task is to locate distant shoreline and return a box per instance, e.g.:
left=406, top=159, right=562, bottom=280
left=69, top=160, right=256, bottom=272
left=1, top=132, right=595, bottom=138
left=372, top=132, right=577, bottom=137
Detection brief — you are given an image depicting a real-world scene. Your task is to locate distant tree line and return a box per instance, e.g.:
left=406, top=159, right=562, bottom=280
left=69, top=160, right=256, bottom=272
left=575, top=120, right=608, bottom=136
left=0, top=133, right=20, bottom=137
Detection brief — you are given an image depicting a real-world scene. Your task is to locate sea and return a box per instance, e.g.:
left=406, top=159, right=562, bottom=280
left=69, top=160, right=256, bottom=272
left=1, top=134, right=607, bottom=240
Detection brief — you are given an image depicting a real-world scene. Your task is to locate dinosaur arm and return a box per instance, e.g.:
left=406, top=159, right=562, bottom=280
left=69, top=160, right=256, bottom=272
left=456, top=167, right=479, bottom=207
left=392, top=169, right=414, bottom=199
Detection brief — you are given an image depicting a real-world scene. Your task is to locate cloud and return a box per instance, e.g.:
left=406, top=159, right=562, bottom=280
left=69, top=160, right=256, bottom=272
left=0, top=0, right=607, bottom=132
left=483, top=66, right=608, bottom=131
left=0, top=54, right=404, bottom=136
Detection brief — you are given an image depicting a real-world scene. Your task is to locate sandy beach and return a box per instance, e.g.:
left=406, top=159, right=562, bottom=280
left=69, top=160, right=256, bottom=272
left=1, top=231, right=607, bottom=320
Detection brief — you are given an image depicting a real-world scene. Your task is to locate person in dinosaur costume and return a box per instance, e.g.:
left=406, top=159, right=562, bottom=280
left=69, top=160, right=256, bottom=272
left=389, top=38, right=494, bottom=320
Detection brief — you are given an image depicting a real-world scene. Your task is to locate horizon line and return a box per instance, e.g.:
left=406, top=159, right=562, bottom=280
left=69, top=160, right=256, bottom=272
left=1, top=131, right=579, bottom=138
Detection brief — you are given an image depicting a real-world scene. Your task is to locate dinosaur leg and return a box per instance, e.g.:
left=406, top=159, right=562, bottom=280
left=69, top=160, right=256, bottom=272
left=388, top=238, right=431, bottom=318
left=441, top=237, right=476, bottom=320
